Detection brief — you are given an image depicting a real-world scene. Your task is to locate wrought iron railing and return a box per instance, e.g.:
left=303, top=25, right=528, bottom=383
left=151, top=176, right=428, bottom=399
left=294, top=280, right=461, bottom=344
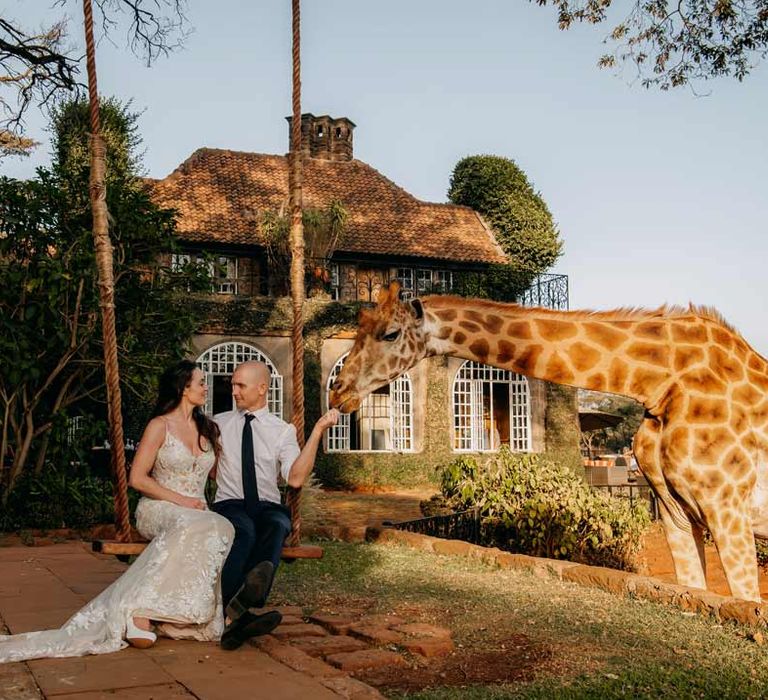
left=386, top=508, right=482, bottom=544
left=591, top=484, right=659, bottom=520
left=519, top=273, right=569, bottom=311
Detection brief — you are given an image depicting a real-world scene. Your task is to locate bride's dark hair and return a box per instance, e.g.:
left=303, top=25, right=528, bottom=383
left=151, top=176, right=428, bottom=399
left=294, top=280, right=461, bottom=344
left=151, top=360, right=221, bottom=463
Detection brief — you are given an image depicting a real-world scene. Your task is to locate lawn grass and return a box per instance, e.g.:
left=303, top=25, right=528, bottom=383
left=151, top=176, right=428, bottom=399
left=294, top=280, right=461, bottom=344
left=272, top=540, right=768, bottom=699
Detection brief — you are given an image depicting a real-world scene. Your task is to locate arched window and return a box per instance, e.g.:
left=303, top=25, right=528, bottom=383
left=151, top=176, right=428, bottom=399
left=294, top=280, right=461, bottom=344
left=326, top=353, right=413, bottom=452
left=452, top=361, right=531, bottom=452
left=196, top=342, right=283, bottom=417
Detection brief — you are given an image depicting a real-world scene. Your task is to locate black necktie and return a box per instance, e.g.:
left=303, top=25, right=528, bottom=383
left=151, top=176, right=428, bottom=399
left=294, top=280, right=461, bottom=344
left=241, top=413, right=259, bottom=517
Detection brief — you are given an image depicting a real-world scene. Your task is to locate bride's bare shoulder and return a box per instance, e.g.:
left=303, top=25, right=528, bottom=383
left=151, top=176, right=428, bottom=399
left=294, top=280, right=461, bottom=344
left=139, top=417, right=167, bottom=445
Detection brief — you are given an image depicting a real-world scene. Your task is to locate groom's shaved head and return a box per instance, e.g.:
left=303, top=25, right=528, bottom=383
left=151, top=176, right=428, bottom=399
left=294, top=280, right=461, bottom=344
left=236, top=361, right=270, bottom=385
left=232, top=361, right=270, bottom=411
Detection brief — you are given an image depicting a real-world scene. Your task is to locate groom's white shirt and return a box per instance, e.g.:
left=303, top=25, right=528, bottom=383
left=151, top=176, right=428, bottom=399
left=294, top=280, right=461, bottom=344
left=213, top=406, right=300, bottom=505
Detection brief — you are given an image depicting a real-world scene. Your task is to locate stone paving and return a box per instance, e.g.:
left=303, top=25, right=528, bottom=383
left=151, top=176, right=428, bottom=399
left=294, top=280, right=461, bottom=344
left=0, top=544, right=374, bottom=699
left=0, top=542, right=455, bottom=699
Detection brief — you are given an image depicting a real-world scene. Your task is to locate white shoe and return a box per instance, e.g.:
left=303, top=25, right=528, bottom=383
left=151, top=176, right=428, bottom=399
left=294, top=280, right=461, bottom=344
left=126, top=617, right=157, bottom=649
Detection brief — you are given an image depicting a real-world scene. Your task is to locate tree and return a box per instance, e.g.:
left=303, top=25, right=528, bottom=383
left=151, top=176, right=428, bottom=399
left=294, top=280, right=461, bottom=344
left=448, top=154, right=562, bottom=292
left=0, top=131, right=39, bottom=158
left=0, top=97, right=200, bottom=502
left=533, top=0, right=768, bottom=89
left=262, top=201, right=348, bottom=296
left=579, top=391, right=645, bottom=455
left=0, top=2, right=187, bottom=154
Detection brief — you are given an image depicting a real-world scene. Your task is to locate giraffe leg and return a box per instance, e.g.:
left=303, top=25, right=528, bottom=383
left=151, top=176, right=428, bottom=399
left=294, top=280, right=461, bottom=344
left=634, top=419, right=707, bottom=590
left=701, top=500, right=761, bottom=602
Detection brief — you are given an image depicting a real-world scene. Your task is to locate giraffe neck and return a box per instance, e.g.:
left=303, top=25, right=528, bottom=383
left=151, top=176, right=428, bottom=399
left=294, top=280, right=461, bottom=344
left=422, top=296, right=676, bottom=407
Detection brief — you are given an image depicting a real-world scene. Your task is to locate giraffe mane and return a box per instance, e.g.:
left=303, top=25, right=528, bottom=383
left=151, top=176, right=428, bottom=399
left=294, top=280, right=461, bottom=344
left=421, top=295, right=738, bottom=334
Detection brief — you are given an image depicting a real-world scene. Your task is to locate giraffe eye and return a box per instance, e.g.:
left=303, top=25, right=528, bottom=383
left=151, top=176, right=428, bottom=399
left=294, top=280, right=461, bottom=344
left=382, top=330, right=401, bottom=342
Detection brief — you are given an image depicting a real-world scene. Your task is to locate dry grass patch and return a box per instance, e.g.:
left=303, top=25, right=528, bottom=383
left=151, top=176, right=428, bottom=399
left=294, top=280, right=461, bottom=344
left=272, top=541, right=768, bottom=698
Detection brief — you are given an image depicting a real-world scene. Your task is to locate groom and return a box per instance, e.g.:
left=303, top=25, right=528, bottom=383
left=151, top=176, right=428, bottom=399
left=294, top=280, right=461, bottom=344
left=212, top=360, right=339, bottom=650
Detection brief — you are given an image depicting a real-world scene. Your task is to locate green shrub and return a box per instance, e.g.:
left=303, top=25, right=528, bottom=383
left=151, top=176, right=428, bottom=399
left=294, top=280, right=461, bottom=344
left=438, top=449, right=651, bottom=571
left=0, top=465, right=134, bottom=531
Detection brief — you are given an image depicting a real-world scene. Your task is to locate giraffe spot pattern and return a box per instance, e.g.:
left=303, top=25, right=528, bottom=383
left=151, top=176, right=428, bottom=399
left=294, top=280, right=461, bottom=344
left=636, top=321, right=669, bottom=341
left=627, top=342, right=670, bottom=367
left=568, top=342, right=602, bottom=373
left=436, top=327, right=451, bottom=340
left=545, top=353, right=576, bottom=384
left=506, top=321, right=533, bottom=340
left=435, top=309, right=457, bottom=322
left=664, top=427, right=690, bottom=462
left=709, top=346, right=745, bottom=381
left=671, top=323, right=708, bottom=344
left=453, top=331, right=467, bottom=345
left=459, top=321, right=481, bottom=333
left=685, top=398, right=729, bottom=424
left=692, top=427, right=732, bottom=465
left=496, top=340, right=515, bottom=365
left=747, top=370, right=768, bottom=392
left=535, top=319, right=579, bottom=342
left=680, top=368, right=727, bottom=394
left=674, top=345, right=706, bottom=372
left=711, top=327, right=734, bottom=350
left=585, top=373, right=607, bottom=391
left=730, top=407, right=750, bottom=435
left=516, top=345, right=544, bottom=375
left=469, top=339, right=490, bottom=362
left=608, top=358, right=630, bottom=392
left=482, top=314, right=504, bottom=334
left=464, top=309, right=484, bottom=323
left=583, top=322, right=627, bottom=351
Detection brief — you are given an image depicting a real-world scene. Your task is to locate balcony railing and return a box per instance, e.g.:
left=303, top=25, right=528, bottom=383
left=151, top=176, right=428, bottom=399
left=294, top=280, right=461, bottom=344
left=180, top=254, right=570, bottom=312
left=519, top=273, right=569, bottom=311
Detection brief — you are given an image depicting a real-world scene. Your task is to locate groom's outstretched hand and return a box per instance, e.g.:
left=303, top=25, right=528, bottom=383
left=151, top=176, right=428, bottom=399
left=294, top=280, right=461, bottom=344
left=315, top=408, right=340, bottom=432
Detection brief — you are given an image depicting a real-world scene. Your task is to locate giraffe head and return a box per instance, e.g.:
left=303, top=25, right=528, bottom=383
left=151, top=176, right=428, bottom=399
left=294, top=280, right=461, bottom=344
left=329, top=282, right=427, bottom=413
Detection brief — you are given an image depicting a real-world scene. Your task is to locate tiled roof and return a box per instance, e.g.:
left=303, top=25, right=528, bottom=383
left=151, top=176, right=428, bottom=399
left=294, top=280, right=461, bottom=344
left=148, top=148, right=508, bottom=265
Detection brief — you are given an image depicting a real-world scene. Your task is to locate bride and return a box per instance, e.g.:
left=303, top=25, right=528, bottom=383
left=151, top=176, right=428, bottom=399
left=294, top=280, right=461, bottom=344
left=0, top=360, right=234, bottom=663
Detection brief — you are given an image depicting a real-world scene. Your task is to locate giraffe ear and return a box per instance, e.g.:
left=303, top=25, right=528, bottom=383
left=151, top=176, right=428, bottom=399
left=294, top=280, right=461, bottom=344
left=410, top=299, right=424, bottom=322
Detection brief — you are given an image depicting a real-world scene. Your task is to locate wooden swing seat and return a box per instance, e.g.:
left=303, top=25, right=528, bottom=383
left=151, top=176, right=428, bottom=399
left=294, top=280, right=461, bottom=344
left=92, top=539, right=323, bottom=561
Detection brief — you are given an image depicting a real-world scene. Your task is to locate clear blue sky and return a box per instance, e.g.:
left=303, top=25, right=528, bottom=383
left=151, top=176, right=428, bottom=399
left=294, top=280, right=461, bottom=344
left=4, top=0, right=767, bottom=355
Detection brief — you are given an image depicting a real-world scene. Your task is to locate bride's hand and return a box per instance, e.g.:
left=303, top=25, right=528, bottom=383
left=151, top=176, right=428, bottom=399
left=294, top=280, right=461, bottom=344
left=176, top=495, right=206, bottom=510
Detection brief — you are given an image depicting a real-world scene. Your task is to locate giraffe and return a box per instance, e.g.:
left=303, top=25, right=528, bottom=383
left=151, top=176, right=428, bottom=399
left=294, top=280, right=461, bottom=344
left=329, top=282, right=768, bottom=602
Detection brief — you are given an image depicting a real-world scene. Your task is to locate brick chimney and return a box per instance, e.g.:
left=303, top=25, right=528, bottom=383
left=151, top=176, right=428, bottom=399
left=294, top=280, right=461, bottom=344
left=286, top=113, right=355, bottom=162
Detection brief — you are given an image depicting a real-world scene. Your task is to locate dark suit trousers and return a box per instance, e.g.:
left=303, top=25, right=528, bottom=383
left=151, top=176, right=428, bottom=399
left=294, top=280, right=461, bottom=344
left=212, top=499, right=292, bottom=608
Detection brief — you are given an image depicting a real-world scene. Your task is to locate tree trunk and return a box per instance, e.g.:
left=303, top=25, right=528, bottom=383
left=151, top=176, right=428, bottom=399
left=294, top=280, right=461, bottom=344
left=285, top=0, right=304, bottom=547
left=82, top=0, right=131, bottom=542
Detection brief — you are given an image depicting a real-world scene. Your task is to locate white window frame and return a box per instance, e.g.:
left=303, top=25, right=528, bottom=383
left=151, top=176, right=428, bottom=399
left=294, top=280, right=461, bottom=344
left=330, top=263, right=341, bottom=301
left=432, top=269, right=453, bottom=293
left=395, top=268, right=415, bottom=300
left=416, top=269, right=432, bottom=294
left=325, top=353, right=413, bottom=453
left=452, top=360, right=531, bottom=453
left=196, top=342, right=283, bottom=417
left=214, top=256, right=238, bottom=295
left=170, top=253, right=191, bottom=271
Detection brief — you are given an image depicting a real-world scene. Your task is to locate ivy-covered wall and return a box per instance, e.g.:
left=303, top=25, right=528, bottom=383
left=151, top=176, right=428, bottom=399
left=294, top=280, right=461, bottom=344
left=189, top=294, right=581, bottom=488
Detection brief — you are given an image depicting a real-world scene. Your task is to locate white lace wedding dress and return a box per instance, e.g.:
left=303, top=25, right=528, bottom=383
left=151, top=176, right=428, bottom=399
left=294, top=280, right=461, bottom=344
left=0, top=429, right=234, bottom=663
